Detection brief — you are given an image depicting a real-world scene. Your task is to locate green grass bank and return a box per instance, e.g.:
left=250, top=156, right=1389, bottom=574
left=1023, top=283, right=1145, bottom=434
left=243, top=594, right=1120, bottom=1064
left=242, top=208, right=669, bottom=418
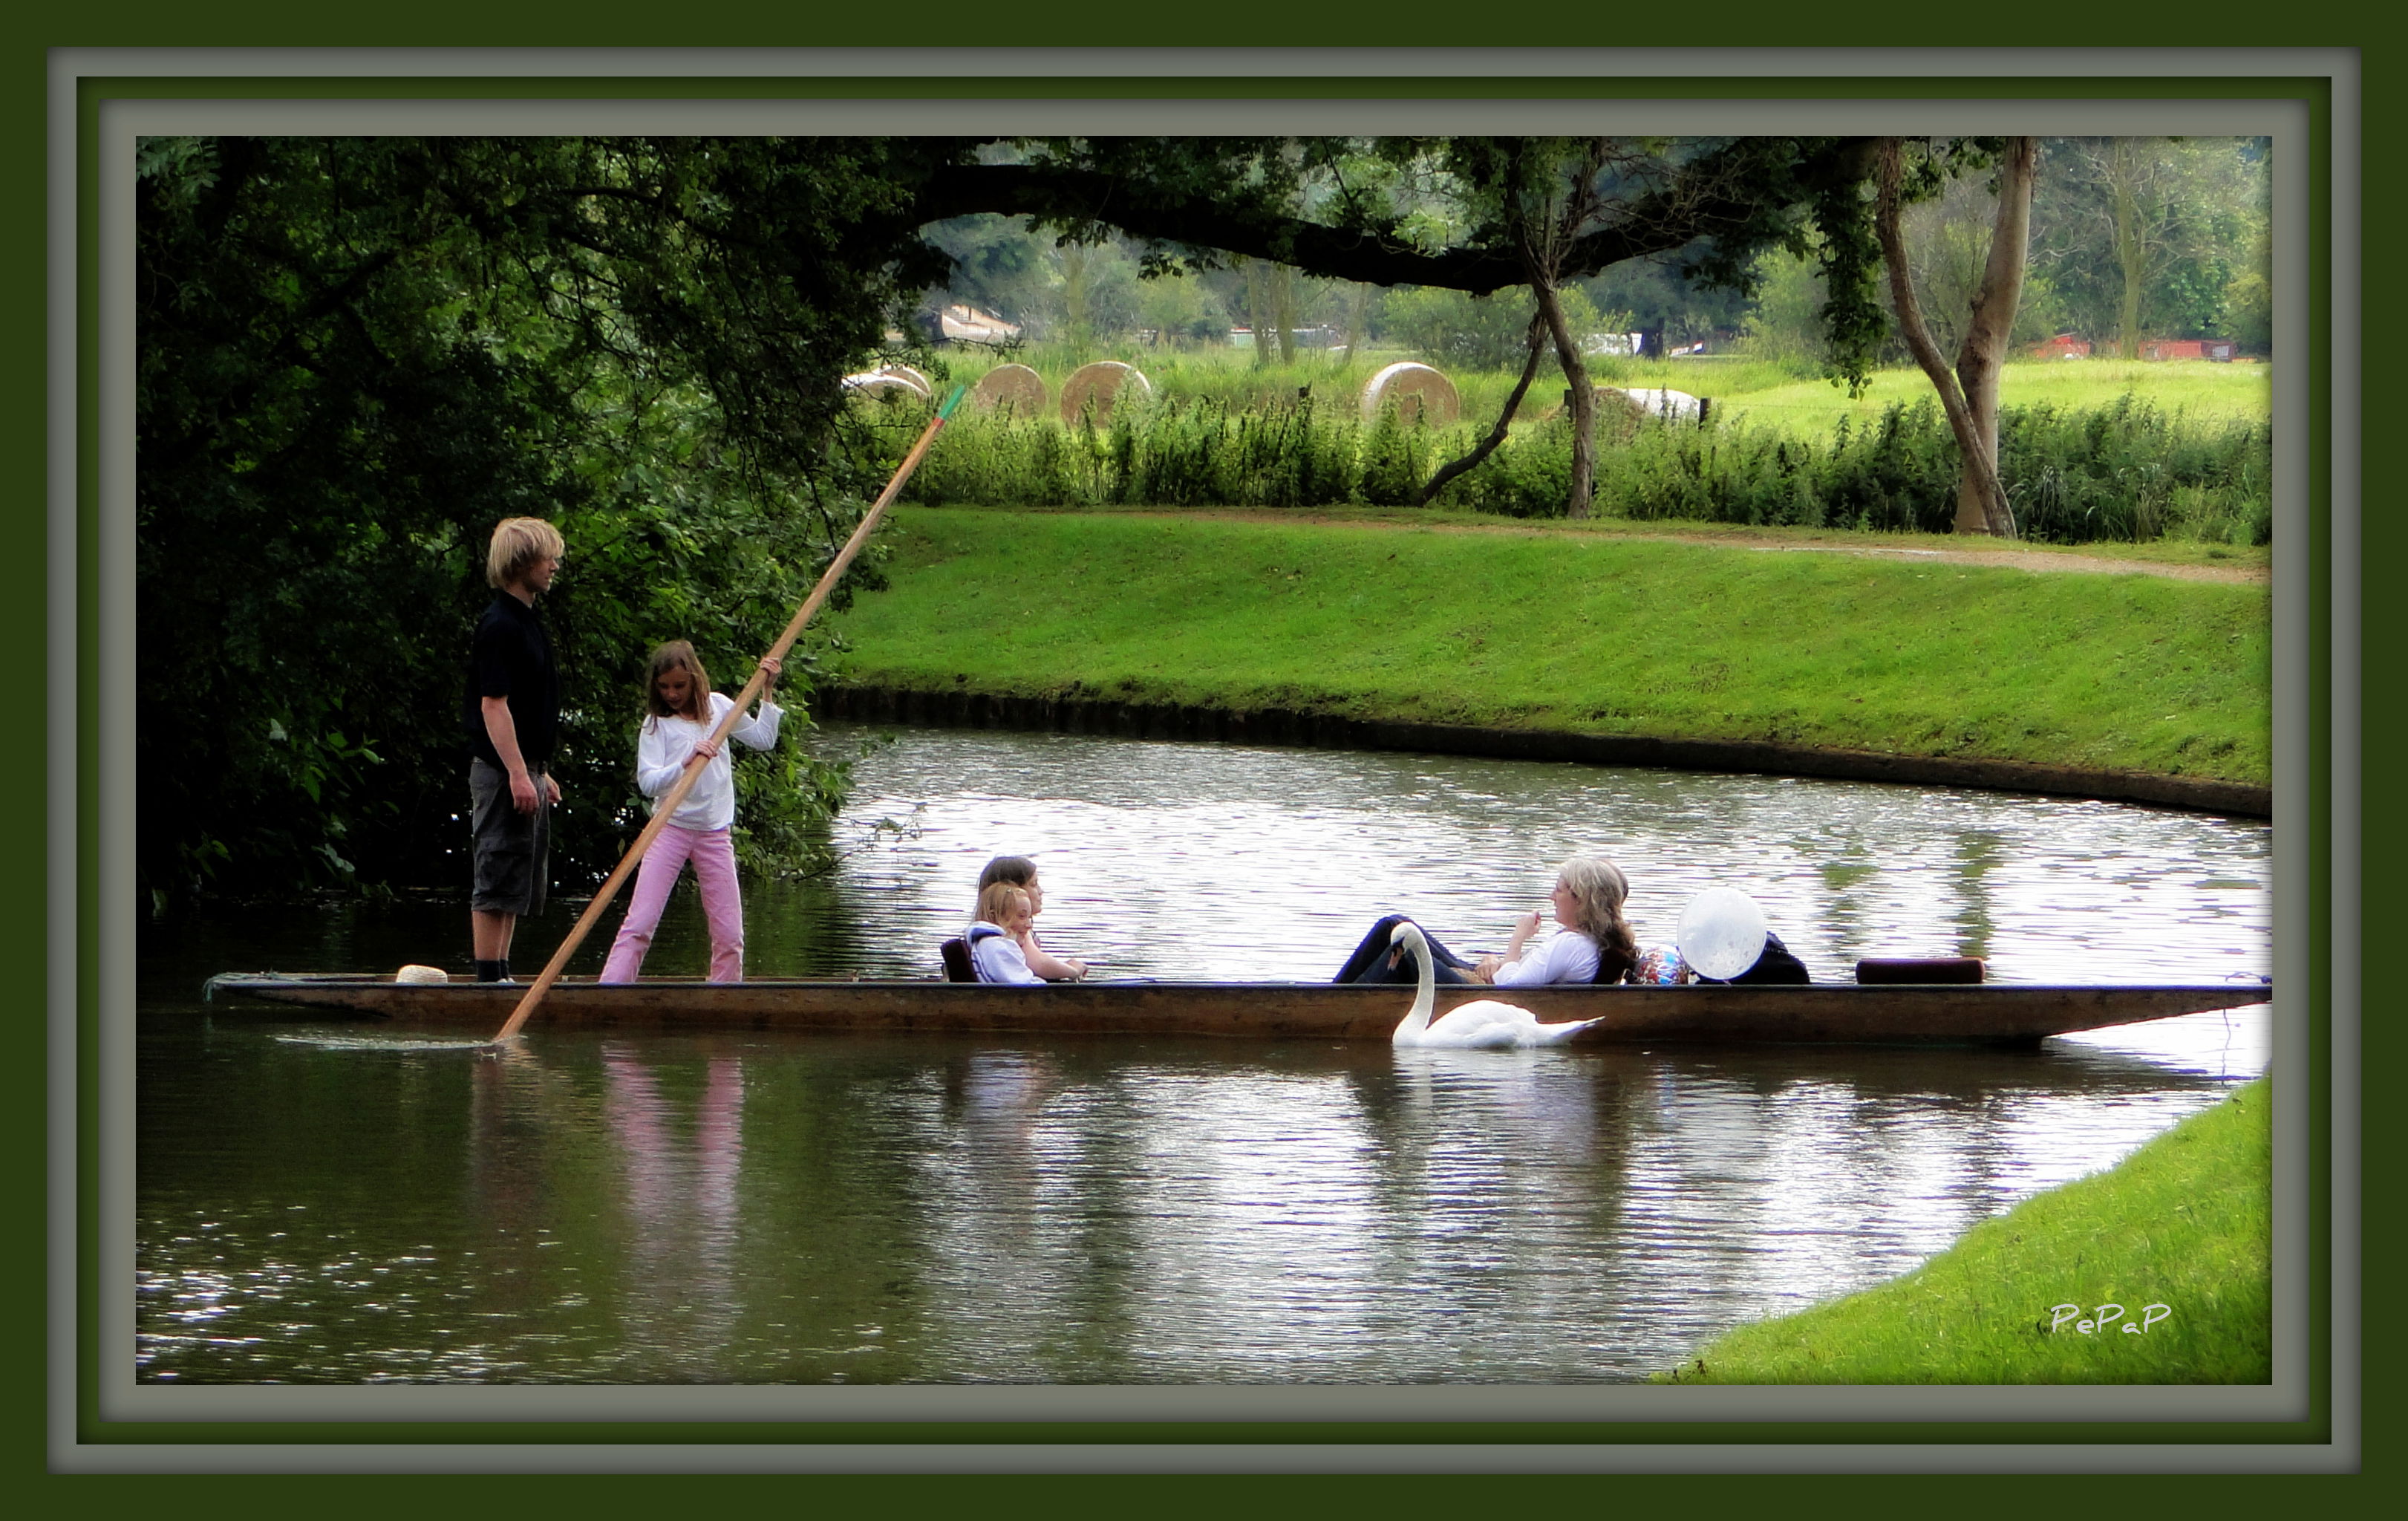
left=820, top=508, right=2270, bottom=789
left=1655, top=1077, right=2271, bottom=1384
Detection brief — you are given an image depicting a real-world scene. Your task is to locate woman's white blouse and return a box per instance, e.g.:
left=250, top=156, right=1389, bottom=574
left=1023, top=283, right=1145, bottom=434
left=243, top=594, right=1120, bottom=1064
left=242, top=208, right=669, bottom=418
left=1490, top=929, right=1601, bottom=988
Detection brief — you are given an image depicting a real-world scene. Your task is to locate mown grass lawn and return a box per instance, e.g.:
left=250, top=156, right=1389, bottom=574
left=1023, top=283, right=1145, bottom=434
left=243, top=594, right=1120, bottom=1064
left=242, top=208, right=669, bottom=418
left=823, top=507, right=2270, bottom=787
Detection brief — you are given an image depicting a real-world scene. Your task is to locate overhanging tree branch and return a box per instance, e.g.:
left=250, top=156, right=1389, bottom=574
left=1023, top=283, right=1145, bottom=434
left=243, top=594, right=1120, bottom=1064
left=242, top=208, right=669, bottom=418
left=914, top=138, right=1882, bottom=294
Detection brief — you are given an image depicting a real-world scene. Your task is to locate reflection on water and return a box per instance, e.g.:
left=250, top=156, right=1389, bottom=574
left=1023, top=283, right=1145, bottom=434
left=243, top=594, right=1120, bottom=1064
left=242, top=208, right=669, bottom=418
left=135, top=1026, right=2260, bottom=1384
left=775, top=724, right=2271, bottom=990
left=136, top=723, right=2274, bottom=1384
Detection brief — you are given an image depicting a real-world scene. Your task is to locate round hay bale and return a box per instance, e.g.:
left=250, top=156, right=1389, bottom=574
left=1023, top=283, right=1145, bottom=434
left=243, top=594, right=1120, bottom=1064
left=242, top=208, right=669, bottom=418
left=1617, top=386, right=1703, bottom=423
left=1059, top=361, right=1152, bottom=425
left=1359, top=362, right=1461, bottom=427
left=1549, top=385, right=1704, bottom=436
left=1551, top=385, right=1648, bottom=438
left=841, top=372, right=930, bottom=406
left=876, top=364, right=933, bottom=399
left=970, top=363, right=1048, bottom=416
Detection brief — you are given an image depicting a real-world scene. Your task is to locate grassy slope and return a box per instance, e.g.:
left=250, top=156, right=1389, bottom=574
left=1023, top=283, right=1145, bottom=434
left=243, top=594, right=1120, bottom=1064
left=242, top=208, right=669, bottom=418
left=823, top=508, right=2270, bottom=786
left=1657, top=1078, right=2271, bottom=1384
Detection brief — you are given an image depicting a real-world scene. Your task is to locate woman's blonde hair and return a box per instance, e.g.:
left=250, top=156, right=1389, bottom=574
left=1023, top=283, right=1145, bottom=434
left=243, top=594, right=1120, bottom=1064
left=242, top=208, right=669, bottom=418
left=1556, top=855, right=1638, bottom=965
left=642, top=640, right=711, bottom=721
left=485, top=516, right=564, bottom=590
left=976, top=880, right=1031, bottom=926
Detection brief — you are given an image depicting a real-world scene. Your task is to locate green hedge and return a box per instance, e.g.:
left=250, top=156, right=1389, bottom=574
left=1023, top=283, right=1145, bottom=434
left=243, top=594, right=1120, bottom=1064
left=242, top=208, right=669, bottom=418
left=867, top=390, right=2270, bottom=547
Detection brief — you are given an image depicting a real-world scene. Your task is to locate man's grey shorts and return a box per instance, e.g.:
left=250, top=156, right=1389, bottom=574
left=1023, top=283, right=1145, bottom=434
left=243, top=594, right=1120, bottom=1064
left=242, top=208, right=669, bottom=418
left=469, top=758, right=550, bottom=916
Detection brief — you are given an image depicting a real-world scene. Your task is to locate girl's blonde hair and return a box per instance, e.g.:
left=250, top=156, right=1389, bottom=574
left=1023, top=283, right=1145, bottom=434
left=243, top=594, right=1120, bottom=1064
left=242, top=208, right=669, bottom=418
left=485, top=516, right=564, bottom=590
left=1556, top=855, right=1638, bottom=965
left=976, top=880, right=1031, bottom=926
left=642, top=640, right=711, bottom=721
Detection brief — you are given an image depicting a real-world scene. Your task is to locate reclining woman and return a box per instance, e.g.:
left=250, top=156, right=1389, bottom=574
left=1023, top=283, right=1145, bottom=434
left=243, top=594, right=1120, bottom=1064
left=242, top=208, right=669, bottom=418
left=1331, top=855, right=1648, bottom=988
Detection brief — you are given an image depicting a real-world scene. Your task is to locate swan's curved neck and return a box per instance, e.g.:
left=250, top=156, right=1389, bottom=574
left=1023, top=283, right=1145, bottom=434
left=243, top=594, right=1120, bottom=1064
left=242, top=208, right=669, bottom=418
left=1397, top=926, right=1436, bottom=1037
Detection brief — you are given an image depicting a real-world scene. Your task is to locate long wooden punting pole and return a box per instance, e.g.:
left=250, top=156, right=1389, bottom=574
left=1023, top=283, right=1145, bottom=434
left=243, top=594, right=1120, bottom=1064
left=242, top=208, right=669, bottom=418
left=491, top=385, right=968, bottom=1044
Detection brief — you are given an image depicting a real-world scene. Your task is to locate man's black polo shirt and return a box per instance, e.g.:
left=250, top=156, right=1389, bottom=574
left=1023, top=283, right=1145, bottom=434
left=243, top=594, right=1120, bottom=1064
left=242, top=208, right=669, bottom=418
left=463, top=592, right=560, bottom=772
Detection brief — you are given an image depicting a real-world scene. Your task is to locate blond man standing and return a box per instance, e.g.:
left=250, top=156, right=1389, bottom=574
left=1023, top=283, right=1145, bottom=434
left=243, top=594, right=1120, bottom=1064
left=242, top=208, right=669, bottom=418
left=464, top=518, right=564, bottom=983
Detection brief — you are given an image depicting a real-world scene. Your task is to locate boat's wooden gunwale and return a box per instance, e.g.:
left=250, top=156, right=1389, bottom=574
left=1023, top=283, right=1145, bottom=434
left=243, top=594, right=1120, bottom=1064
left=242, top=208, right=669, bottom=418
left=203, top=974, right=2272, bottom=1047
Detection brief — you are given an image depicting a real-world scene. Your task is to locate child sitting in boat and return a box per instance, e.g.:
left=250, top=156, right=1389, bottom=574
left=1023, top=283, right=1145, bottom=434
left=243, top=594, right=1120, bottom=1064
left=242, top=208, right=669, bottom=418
left=968, top=881, right=1045, bottom=985
left=1333, top=855, right=1648, bottom=987
left=598, top=641, right=783, bottom=984
left=976, top=854, right=1087, bottom=980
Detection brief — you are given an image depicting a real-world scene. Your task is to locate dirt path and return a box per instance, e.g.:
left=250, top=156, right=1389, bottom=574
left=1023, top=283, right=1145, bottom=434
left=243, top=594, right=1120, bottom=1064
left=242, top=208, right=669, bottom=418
left=1120, top=510, right=2269, bottom=585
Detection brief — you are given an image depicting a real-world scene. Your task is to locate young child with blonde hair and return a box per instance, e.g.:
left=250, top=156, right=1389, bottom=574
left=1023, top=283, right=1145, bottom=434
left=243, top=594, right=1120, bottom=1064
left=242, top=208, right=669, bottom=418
left=966, top=880, right=1045, bottom=985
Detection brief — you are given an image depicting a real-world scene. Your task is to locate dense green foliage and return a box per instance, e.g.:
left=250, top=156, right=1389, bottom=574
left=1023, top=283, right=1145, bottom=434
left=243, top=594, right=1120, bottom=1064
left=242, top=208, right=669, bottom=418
left=826, top=509, right=2270, bottom=787
left=1585, top=394, right=2270, bottom=544
left=135, top=136, right=959, bottom=900
left=1657, top=1078, right=2270, bottom=1384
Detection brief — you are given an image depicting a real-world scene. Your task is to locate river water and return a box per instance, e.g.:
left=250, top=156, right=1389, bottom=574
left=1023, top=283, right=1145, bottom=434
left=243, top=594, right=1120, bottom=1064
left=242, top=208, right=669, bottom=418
left=134, top=723, right=2273, bottom=1384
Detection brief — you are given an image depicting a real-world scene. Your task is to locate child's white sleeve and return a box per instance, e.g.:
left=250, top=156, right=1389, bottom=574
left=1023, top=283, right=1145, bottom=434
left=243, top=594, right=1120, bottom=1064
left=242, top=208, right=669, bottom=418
left=731, top=695, right=784, bottom=751
left=970, top=928, right=1044, bottom=985
left=632, top=718, right=694, bottom=799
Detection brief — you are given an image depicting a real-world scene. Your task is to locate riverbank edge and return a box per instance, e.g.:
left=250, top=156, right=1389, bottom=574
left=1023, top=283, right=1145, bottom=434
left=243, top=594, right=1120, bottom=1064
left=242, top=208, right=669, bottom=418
left=812, top=683, right=2272, bottom=819
left=1653, top=1076, right=2271, bottom=1384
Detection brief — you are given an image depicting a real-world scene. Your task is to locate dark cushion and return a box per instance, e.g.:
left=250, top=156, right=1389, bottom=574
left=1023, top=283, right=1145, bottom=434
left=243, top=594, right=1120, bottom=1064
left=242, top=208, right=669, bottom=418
left=939, top=937, right=976, bottom=983
left=1856, top=957, right=1986, bottom=985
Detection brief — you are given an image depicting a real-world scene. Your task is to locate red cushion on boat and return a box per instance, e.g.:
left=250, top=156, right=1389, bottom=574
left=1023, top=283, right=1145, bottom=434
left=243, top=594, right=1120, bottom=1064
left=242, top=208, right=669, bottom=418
left=1856, top=957, right=1986, bottom=984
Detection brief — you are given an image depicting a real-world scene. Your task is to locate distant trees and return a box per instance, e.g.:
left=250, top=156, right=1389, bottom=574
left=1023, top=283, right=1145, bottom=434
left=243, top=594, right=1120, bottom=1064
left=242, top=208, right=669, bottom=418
left=2029, top=137, right=2271, bottom=354
left=1382, top=284, right=1604, bottom=369
left=1731, top=136, right=2271, bottom=371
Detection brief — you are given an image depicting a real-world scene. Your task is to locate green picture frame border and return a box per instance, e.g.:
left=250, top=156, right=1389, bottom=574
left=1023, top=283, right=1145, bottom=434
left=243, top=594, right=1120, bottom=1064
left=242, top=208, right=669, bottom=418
left=39, top=37, right=2364, bottom=1479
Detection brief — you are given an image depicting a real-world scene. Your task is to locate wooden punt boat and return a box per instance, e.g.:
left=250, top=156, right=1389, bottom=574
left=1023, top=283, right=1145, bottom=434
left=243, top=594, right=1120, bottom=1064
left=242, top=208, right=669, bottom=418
left=203, top=972, right=2273, bottom=1048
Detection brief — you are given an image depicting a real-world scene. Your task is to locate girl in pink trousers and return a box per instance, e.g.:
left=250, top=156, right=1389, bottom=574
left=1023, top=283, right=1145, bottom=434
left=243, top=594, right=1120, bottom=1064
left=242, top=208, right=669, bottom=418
left=600, top=641, right=783, bottom=983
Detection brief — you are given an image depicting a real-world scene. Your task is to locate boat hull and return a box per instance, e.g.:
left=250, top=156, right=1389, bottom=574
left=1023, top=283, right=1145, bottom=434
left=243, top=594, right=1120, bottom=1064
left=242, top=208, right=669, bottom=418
left=202, top=974, right=2272, bottom=1047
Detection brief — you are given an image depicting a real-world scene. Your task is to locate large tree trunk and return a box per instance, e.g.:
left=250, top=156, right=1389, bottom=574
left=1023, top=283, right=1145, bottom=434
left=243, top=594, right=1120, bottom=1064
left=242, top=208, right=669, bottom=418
left=1950, top=137, right=2037, bottom=535
left=1532, top=276, right=1597, bottom=518
left=1512, top=138, right=1608, bottom=520
left=1876, top=137, right=2031, bottom=538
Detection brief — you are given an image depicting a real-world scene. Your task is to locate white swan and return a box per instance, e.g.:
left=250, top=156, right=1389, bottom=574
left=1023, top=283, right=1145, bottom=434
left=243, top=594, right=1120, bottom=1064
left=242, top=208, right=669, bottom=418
left=1387, top=921, right=1605, bottom=1049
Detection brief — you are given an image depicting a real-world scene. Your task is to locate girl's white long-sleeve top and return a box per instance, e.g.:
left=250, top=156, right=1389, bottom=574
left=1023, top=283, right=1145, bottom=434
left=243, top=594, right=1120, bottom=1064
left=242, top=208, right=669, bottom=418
left=1489, top=928, right=1602, bottom=988
left=633, top=691, right=783, bottom=832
